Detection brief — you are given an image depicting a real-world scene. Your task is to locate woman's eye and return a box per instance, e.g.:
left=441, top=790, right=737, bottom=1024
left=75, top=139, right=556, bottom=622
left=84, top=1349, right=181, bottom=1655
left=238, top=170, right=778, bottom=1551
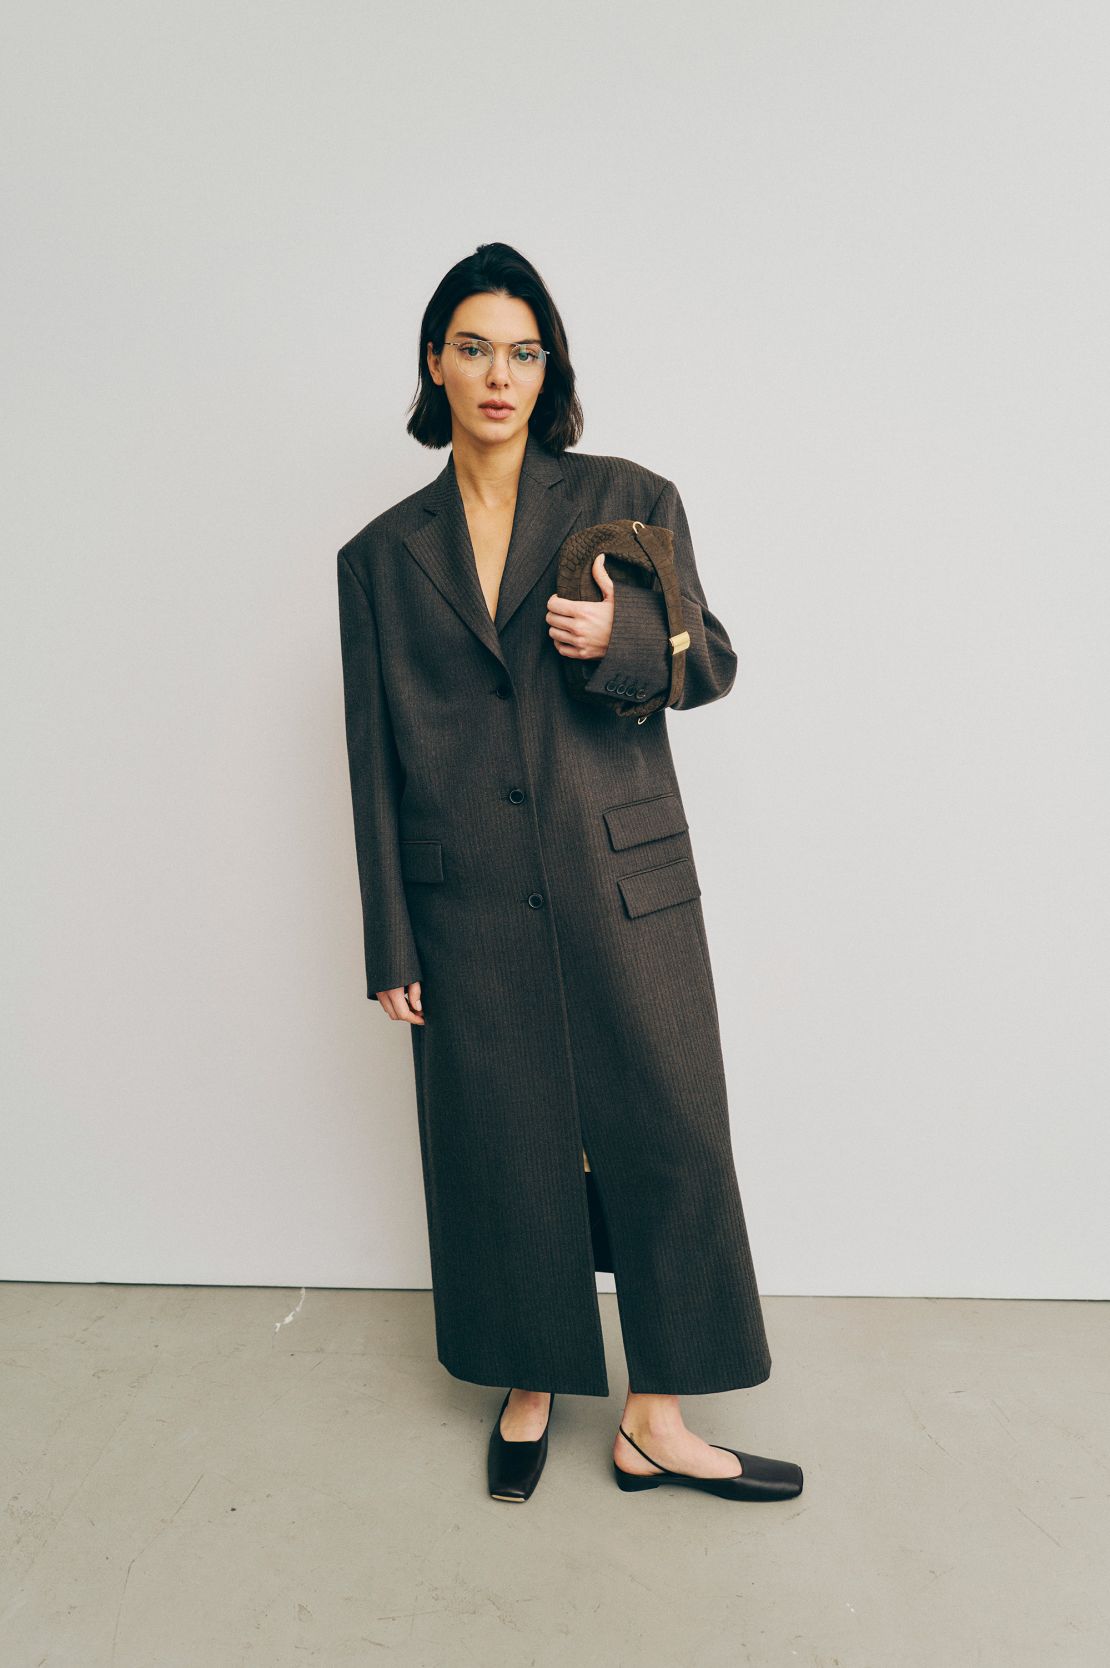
left=513, top=348, right=538, bottom=364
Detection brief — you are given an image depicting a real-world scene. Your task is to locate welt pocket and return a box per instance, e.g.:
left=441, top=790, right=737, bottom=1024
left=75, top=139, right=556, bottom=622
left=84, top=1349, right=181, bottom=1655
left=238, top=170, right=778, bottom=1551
left=617, top=856, right=701, bottom=920
left=602, top=791, right=689, bottom=852
left=399, top=839, right=445, bottom=883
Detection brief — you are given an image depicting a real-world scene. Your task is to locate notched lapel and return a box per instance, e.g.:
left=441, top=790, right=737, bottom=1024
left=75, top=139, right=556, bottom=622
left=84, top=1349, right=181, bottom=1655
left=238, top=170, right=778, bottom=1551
left=494, top=441, right=583, bottom=636
left=402, top=431, right=584, bottom=671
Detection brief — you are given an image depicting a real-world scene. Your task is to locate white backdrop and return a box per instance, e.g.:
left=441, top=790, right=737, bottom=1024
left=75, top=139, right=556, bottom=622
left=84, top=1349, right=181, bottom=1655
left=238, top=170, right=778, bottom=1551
left=2, top=1, right=1107, bottom=1299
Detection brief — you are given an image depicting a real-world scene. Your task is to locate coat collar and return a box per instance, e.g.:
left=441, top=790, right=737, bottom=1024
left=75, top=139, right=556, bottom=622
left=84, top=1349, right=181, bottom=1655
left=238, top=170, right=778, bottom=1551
left=402, top=428, right=584, bottom=673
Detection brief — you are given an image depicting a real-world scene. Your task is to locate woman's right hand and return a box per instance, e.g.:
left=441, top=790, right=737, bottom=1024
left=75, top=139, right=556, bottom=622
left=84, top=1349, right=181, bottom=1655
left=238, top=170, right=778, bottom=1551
left=376, top=981, right=425, bottom=1024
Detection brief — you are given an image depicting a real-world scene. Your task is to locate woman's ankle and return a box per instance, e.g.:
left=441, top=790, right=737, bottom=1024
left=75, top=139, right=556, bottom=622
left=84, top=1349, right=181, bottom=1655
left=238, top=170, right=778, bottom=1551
left=621, top=1392, right=684, bottom=1437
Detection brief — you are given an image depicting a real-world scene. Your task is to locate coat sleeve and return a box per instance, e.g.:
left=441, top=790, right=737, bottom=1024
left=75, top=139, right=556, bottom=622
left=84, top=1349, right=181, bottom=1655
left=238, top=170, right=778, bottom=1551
left=580, top=477, right=738, bottom=710
left=337, top=549, right=422, bottom=1002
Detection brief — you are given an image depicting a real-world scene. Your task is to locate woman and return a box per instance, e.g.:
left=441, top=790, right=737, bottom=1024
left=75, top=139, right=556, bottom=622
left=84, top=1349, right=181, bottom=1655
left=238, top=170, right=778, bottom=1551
left=337, top=241, right=802, bottom=1505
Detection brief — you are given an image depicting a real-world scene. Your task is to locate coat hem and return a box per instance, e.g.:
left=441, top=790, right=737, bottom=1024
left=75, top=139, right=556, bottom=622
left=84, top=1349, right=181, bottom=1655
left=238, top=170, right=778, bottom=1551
left=626, top=1354, right=773, bottom=1396
left=438, top=1353, right=610, bottom=1399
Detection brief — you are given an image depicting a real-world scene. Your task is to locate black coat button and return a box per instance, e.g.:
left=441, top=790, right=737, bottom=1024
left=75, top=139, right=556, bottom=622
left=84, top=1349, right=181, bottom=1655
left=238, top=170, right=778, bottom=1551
left=494, top=683, right=513, bottom=699
left=527, top=892, right=544, bottom=908
left=635, top=686, right=647, bottom=699
left=604, top=678, right=617, bottom=693
left=508, top=788, right=526, bottom=804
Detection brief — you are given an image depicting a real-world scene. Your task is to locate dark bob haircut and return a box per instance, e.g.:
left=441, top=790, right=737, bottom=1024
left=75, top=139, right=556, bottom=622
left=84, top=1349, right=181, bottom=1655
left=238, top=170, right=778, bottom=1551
left=406, top=241, right=584, bottom=453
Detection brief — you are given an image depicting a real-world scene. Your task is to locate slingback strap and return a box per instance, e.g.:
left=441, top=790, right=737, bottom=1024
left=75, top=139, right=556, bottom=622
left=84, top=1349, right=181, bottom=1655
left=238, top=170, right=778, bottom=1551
left=618, top=1423, right=672, bottom=1474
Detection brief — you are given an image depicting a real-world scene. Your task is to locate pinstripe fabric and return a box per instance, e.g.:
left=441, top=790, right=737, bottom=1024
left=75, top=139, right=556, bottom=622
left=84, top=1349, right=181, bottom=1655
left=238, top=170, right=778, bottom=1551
left=337, top=429, right=772, bottom=1396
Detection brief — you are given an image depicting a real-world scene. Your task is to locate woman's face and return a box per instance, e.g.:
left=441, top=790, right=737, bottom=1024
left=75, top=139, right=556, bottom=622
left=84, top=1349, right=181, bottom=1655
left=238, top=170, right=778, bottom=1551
left=427, top=291, right=546, bottom=452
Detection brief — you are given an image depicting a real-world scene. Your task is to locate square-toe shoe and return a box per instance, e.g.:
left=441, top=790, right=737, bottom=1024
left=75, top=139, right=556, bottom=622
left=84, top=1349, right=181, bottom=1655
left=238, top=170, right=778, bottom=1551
left=613, top=1423, right=803, bottom=1501
left=487, top=1389, right=554, bottom=1502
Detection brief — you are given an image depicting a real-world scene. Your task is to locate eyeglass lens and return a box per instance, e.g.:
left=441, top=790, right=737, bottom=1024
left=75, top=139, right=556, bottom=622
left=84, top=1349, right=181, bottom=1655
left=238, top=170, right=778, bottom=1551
left=446, top=339, right=546, bottom=381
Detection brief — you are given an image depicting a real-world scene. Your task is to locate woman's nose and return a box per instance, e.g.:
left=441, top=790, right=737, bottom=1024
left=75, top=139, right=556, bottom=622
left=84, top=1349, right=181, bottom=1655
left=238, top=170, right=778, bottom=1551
left=486, top=350, right=512, bottom=387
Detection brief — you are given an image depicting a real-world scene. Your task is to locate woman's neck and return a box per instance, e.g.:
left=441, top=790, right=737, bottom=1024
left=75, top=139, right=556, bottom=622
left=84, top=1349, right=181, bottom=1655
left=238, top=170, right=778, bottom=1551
left=451, top=427, right=527, bottom=509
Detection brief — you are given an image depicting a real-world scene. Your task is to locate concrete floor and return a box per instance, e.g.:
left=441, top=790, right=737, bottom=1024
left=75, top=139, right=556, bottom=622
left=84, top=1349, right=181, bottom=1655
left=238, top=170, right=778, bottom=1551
left=0, top=1286, right=1106, bottom=1668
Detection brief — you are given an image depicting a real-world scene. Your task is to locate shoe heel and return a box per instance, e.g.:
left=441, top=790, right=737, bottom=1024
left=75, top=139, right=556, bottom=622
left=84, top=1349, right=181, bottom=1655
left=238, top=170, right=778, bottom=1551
left=613, top=1462, right=663, bottom=1491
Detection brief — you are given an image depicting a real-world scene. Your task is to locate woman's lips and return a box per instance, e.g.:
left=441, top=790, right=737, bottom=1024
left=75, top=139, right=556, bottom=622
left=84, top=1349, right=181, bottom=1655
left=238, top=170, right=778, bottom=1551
left=480, top=403, right=514, bottom=420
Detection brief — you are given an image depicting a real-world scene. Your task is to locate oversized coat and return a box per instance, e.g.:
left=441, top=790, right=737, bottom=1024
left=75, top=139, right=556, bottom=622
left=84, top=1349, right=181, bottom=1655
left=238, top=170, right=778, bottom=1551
left=337, top=428, right=772, bottom=1397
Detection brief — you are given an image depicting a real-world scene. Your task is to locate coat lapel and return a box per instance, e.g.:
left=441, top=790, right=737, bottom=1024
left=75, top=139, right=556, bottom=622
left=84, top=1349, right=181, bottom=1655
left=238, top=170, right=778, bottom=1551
left=402, top=430, right=584, bottom=671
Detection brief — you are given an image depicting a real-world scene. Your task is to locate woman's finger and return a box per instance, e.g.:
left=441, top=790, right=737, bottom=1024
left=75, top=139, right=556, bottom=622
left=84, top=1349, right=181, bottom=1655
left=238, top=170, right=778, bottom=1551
left=378, top=986, right=426, bottom=1024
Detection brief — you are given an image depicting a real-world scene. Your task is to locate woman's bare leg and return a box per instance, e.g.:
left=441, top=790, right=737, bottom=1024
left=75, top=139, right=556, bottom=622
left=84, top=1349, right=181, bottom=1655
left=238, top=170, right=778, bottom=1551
left=613, top=1388, right=743, bottom=1478
left=499, top=1388, right=552, bottom=1440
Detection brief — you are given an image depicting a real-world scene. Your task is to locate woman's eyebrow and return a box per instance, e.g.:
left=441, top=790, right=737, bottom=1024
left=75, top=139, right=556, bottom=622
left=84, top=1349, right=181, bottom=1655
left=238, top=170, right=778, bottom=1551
left=455, top=330, right=542, bottom=344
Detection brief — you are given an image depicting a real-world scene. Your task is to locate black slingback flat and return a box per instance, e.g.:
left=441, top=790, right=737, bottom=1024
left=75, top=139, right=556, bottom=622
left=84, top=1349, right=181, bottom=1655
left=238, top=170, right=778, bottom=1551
left=613, top=1422, right=803, bottom=1501
left=487, top=1389, right=554, bottom=1502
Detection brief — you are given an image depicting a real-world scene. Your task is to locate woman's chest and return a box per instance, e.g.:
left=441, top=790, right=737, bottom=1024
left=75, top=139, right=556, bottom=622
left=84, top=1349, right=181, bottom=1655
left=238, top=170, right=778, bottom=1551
left=463, top=498, right=517, bottom=622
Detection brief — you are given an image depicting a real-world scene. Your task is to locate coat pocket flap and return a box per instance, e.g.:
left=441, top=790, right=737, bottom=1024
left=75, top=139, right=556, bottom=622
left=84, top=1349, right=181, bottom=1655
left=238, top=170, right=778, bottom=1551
left=603, top=792, right=689, bottom=851
left=399, top=839, right=445, bottom=883
left=618, top=856, right=701, bottom=919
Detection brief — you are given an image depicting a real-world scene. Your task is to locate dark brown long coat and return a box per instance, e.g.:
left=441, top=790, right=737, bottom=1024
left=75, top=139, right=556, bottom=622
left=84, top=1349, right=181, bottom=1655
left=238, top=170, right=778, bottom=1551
left=337, top=429, right=772, bottom=1396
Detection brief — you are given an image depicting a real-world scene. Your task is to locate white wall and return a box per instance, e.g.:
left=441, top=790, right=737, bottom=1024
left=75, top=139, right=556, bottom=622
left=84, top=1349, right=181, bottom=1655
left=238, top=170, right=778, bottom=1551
left=3, top=1, right=1107, bottom=1299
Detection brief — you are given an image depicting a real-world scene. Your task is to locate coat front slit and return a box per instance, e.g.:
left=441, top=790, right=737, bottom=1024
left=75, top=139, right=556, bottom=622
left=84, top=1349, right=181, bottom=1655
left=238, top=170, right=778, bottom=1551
left=338, top=431, right=773, bottom=1397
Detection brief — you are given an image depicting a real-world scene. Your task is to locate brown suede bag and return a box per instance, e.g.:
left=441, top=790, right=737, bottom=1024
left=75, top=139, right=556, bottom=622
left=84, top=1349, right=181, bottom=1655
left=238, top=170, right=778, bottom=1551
left=555, top=518, right=690, bottom=722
